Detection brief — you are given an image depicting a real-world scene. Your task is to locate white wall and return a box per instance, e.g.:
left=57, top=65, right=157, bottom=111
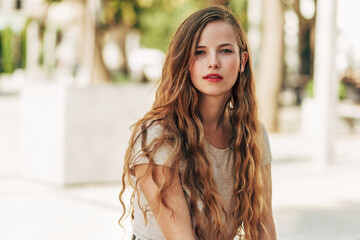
left=20, top=83, right=155, bottom=185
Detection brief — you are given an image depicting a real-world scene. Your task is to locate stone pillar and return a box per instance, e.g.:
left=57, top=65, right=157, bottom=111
left=77, top=0, right=95, bottom=87
left=26, top=20, right=41, bottom=77
left=43, top=26, right=57, bottom=75
left=313, top=0, right=338, bottom=167
left=255, top=0, right=284, bottom=132
left=247, top=0, right=262, bottom=68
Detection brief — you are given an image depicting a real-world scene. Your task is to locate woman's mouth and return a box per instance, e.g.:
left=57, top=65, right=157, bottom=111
left=203, top=73, right=223, bottom=82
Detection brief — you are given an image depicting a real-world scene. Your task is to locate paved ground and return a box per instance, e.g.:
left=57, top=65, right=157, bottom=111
left=1, top=86, right=360, bottom=240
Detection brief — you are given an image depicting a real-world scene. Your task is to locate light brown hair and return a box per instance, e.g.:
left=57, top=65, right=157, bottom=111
left=119, top=5, right=269, bottom=239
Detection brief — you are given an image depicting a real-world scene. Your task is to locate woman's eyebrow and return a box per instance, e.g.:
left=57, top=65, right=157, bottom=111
left=219, top=43, right=235, bottom=47
left=196, top=43, right=235, bottom=48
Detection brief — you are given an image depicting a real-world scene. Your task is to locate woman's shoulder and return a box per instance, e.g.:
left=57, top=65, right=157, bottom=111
left=131, top=121, right=174, bottom=167
left=146, top=121, right=165, bottom=138
left=134, top=121, right=165, bottom=143
left=258, top=122, right=272, bottom=164
left=259, top=122, right=270, bottom=145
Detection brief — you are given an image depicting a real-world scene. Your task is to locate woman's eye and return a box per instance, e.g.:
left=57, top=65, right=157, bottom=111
left=221, top=49, right=233, bottom=53
left=195, top=50, right=205, bottom=55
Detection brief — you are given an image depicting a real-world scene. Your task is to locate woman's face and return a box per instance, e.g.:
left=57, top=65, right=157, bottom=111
left=189, top=21, right=243, bottom=98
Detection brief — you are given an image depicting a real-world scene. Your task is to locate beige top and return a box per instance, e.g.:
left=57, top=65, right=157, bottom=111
left=131, top=124, right=272, bottom=240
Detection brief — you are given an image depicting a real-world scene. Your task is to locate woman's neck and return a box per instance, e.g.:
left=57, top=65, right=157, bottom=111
left=198, top=94, right=233, bottom=148
left=198, top=95, right=229, bottom=129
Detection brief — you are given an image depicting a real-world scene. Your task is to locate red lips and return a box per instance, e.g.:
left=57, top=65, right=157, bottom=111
left=203, top=73, right=223, bottom=82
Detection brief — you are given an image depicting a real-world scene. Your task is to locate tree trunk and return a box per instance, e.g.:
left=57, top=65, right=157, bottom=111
left=93, top=30, right=110, bottom=83
left=112, top=24, right=130, bottom=75
left=256, top=0, right=285, bottom=132
left=293, top=0, right=317, bottom=78
left=81, top=0, right=109, bottom=85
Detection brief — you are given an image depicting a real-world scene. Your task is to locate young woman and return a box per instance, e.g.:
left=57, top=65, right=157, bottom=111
left=119, top=5, right=276, bottom=240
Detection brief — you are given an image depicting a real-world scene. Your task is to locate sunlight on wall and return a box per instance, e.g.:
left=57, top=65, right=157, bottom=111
left=337, top=0, right=360, bottom=70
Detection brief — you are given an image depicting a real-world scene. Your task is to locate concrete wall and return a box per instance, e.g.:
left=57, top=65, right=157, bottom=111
left=20, top=83, right=154, bottom=185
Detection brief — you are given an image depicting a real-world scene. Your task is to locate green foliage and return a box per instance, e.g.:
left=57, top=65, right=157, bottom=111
left=229, top=0, right=248, bottom=30
left=339, top=81, right=347, bottom=100
left=100, top=0, right=143, bottom=28
left=138, top=0, right=249, bottom=51
left=305, top=78, right=348, bottom=100
left=139, top=0, right=205, bottom=51
left=99, top=0, right=248, bottom=52
left=20, top=20, right=30, bottom=69
left=112, top=72, right=132, bottom=85
left=1, top=27, right=14, bottom=73
left=12, top=35, right=22, bottom=69
left=0, top=18, right=29, bottom=73
left=99, top=0, right=205, bottom=51
left=305, top=78, right=314, bottom=97
left=0, top=32, right=2, bottom=72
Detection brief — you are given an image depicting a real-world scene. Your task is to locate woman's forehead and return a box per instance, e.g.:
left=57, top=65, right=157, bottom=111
left=197, top=21, right=239, bottom=48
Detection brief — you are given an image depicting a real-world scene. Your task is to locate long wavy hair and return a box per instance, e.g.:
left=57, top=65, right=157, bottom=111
left=119, top=5, right=270, bottom=240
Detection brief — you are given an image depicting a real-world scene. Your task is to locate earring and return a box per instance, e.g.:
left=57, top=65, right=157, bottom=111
left=229, top=94, right=234, bottom=110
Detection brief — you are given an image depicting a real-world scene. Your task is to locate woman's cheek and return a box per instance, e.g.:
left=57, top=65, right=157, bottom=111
left=225, top=57, right=240, bottom=73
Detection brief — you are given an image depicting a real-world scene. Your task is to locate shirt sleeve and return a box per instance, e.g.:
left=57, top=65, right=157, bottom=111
left=260, top=123, right=273, bottom=165
left=130, top=123, right=173, bottom=168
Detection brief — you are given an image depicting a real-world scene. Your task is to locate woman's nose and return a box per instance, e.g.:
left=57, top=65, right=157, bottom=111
left=207, top=53, right=220, bottom=69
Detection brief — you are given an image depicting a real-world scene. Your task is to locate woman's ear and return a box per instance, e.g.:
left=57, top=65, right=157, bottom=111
left=240, top=51, right=249, bottom=73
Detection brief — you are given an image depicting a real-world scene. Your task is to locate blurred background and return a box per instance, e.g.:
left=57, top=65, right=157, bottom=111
left=0, top=0, right=359, bottom=239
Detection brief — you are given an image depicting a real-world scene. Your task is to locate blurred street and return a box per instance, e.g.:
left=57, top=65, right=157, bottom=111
left=1, top=84, right=360, bottom=240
